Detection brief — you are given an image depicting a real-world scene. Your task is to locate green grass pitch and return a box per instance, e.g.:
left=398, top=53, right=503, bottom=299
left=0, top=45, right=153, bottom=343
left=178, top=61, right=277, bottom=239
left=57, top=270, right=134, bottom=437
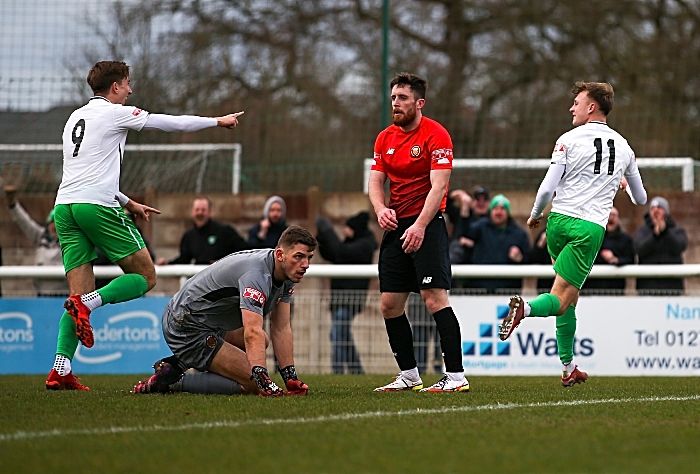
left=1, top=374, right=698, bottom=473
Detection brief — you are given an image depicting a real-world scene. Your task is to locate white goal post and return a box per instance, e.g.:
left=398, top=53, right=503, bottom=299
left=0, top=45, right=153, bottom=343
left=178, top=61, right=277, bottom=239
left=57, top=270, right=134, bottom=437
left=0, top=143, right=242, bottom=194
left=363, top=157, right=697, bottom=193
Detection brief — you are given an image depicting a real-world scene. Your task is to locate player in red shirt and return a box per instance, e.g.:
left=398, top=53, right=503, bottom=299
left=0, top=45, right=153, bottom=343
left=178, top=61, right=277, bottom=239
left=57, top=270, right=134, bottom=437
left=369, top=72, right=469, bottom=393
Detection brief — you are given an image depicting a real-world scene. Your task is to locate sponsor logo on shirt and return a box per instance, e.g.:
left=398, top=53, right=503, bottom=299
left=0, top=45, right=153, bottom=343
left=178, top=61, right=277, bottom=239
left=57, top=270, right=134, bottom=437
left=132, top=108, right=143, bottom=116
left=431, top=148, right=453, bottom=164
left=410, top=145, right=421, bottom=157
left=243, top=287, right=266, bottom=307
left=553, top=143, right=565, bottom=153
left=386, top=148, right=395, bottom=154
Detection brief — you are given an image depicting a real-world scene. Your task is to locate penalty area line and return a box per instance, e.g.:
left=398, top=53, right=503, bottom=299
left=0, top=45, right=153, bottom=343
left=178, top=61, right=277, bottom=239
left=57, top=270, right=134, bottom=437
left=2, top=394, right=699, bottom=442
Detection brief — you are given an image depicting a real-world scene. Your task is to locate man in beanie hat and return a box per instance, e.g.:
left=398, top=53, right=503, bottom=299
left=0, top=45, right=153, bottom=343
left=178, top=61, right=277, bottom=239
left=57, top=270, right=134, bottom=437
left=465, top=194, right=530, bottom=293
left=499, top=81, right=648, bottom=387
left=633, top=196, right=687, bottom=295
left=248, top=195, right=289, bottom=249
left=315, top=211, right=378, bottom=374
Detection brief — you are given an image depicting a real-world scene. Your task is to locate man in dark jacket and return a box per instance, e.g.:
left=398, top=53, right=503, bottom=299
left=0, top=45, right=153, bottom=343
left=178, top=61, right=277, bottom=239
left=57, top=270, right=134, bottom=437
left=467, top=194, right=531, bottom=294
left=247, top=195, right=289, bottom=249
left=634, top=196, right=687, bottom=295
left=315, top=211, right=378, bottom=374
left=582, top=207, right=635, bottom=295
left=157, top=197, right=248, bottom=265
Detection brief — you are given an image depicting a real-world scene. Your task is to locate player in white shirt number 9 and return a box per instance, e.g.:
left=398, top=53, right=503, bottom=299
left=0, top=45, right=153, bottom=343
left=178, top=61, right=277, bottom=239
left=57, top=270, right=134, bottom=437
left=46, top=60, right=244, bottom=391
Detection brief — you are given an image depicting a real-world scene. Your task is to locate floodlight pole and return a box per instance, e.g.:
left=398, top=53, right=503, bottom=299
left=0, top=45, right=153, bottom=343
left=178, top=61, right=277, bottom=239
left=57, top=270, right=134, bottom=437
left=381, top=0, right=390, bottom=128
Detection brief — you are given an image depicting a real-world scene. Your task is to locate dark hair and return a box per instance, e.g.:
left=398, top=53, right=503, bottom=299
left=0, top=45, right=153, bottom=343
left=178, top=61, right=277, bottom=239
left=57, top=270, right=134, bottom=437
left=390, top=72, right=428, bottom=100
left=87, top=61, right=130, bottom=94
left=572, top=81, right=614, bottom=116
left=277, top=225, right=318, bottom=251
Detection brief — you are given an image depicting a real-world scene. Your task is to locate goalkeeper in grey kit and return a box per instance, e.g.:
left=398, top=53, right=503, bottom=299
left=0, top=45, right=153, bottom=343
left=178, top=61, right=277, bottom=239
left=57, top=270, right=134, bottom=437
left=133, top=226, right=317, bottom=396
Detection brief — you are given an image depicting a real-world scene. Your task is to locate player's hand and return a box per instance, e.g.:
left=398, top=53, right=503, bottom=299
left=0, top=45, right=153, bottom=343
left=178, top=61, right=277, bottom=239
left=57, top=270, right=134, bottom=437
left=125, top=200, right=161, bottom=222
left=377, top=208, right=398, bottom=231
left=527, top=217, right=540, bottom=229
left=217, top=111, right=244, bottom=129
left=619, top=177, right=628, bottom=191
left=251, top=366, right=284, bottom=397
left=508, top=245, right=523, bottom=262
left=459, top=236, right=474, bottom=248
left=536, top=232, right=547, bottom=248
left=285, top=378, right=309, bottom=396
left=401, top=223, right=425, bottom=253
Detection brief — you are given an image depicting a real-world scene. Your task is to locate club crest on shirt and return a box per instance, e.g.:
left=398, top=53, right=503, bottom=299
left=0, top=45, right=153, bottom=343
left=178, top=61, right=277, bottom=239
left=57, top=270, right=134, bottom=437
left=243, top=287, right=266, bottom=307
left=208, top=235, right=217, bottom=245
left=132, top=108, right=143, bottom=116
left=410, top=145, right=421, bottom=157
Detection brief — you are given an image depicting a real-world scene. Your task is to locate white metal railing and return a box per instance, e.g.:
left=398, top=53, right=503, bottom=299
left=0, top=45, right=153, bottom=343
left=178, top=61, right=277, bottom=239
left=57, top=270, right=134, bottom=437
left=363, top=157, right=697, bottom=193
left=1, top=264, right=699, bottom=285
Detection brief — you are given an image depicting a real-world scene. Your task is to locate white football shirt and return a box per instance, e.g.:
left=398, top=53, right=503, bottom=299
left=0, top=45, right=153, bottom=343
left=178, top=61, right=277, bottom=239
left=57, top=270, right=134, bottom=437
left=55, top=97, right=150, bottom=206
left=549, top=121, right=641, bottom=227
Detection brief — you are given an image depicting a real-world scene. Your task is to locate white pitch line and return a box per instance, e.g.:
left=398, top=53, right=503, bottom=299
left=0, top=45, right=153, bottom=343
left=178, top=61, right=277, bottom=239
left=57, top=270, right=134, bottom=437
left=2, top=394, right=699, bottom=442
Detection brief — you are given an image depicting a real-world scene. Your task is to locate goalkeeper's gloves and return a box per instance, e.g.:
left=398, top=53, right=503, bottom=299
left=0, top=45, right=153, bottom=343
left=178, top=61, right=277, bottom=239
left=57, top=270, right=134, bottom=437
left=280, top=365, right=309, bottom=395
left=250, top=366, right=284, bottom=397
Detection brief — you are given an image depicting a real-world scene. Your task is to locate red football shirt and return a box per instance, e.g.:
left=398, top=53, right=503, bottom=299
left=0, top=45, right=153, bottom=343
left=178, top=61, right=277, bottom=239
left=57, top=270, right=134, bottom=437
left=372, top=116, right=453, bottom=219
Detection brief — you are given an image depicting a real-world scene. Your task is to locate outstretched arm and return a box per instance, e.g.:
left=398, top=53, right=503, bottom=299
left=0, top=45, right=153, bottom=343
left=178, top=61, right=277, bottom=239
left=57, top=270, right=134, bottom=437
left=142, top=111, right=244, bottom=132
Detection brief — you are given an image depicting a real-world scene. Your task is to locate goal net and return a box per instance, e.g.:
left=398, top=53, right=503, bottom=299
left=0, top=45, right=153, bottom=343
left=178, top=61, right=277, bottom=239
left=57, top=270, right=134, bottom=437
left=0, top=143, right=242, bottom=194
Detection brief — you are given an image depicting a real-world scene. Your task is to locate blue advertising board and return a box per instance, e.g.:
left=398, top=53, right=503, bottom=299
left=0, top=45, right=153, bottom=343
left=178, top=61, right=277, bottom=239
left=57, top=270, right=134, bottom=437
left=0, top=297, right=171, bottom=374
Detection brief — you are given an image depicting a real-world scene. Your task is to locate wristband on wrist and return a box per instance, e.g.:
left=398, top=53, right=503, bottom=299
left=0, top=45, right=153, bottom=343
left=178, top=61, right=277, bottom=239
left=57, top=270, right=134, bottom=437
left=279, top=365, right=298, bottom=383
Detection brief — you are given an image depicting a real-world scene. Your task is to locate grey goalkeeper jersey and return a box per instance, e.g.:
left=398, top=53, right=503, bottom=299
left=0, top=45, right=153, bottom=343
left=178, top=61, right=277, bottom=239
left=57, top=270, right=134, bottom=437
left=166, top=249, right=295, bottom=331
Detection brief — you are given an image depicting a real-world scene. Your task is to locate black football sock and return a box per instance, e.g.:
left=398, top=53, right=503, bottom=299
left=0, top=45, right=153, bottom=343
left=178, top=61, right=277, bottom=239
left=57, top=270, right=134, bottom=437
left=384, top=313, right=417, bottom=371
left=432, top=307, right=464, bottom=373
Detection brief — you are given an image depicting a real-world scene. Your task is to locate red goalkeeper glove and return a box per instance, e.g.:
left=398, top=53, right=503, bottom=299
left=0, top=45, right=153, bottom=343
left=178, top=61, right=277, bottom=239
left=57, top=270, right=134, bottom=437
left=280, top=365, right=308, bottom=395
left=284, top=378, right=309, bottom=396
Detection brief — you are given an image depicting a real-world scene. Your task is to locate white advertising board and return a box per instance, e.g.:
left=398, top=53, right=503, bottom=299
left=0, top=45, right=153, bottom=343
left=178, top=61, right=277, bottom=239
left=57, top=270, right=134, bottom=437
left=451, top=296, right=700, bottom=376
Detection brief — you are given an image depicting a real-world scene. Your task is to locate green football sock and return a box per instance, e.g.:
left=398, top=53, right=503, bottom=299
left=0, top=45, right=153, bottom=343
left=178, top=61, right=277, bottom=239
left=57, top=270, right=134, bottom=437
left=55, top=310, right=79, bottom=359
left=97, top=273, right=149, bottom=305
left=556, top=305, right=577, bottom=364
left=527, top=293, right=561, bottom=317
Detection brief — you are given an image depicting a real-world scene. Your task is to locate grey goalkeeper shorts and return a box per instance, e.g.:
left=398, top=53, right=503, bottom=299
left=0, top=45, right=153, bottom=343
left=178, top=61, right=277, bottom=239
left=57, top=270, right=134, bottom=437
left=161, top=306, right=230, bottom=372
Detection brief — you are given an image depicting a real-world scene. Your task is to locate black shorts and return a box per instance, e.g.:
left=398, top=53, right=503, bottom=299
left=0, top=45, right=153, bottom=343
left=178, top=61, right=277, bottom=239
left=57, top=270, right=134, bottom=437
left=378, top=213, right=451, bottom=293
